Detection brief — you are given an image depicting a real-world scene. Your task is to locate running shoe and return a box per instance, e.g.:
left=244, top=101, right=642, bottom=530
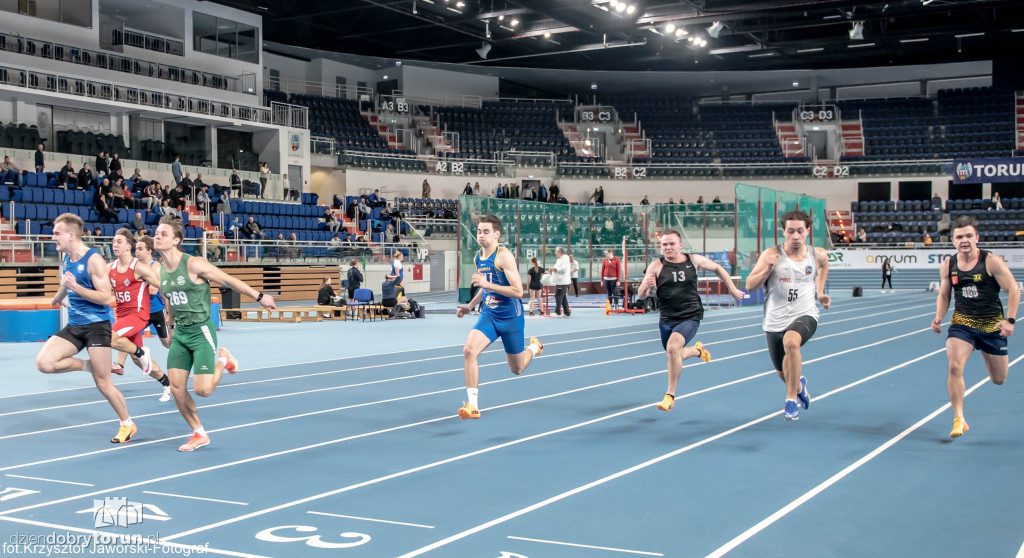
left=110, top=364, right=124, bottom=376
left=178, top=432, right=211, bottom=452
left=797, top=377, right=811, bottom=409
left=950, top=417, right=969, bottom=438
left=657, top=394, right=675, bottom=411
left=531, top=337, right=544, bottom=356
left=138, top=347, right=152, bottom=375
left=458, top=401, right=480, bottom=420
left=159, top=386, right=171, bottom=402
left=784, top=399, right=799, bottom=421
left=695, top=341, right=711, bottom=362
left=218, top=348, right=239, bottom=374
left=111, top=423, right=137, bottom=443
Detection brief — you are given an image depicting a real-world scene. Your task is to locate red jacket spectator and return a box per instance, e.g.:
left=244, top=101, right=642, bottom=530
left=601, top=255, right=621, bottom=280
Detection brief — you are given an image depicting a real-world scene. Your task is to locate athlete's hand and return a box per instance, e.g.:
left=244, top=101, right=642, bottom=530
left=456, top=304, right=471, bottom=318
left=931, top=316, right=943, bottom=333
left=730, top=287, right=746, bottom=302
left=50, top=296, right=66, bottom=308
left=817, top=293, right=831, bottom=309
left=471, top=273, right=488, bottom=288
left=259, top=293, right=276, bottom=310
left=60, top=271, right=79, bottom=291
left=998, top=320, right=1014, bottom=337
left=642, top=274, right=657, bottom=290
left=765, top=253, right=778, bottom=268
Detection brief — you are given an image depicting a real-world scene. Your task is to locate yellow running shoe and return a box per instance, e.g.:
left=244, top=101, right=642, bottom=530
left=178, top=432, right=211, bottom=452
left=657, top=394, right=675, bottom=411
left=531, top=337, right=544, bottom=356
left=111, top=423, right=137, bottom=444
left=950, top=417, right=969, bottom=438
left=218, top=348, right=239, bottom=374
left=458, top=401, right=480, bottom=419
left=695, top=341, right=711, bottom=362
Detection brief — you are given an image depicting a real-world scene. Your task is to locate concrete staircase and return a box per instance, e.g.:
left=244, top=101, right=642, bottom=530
left=0, top=216, right=34, bottom=263
left=774, top=122, right=806, bottom=158
left=840, top=119, right=865, bottom=157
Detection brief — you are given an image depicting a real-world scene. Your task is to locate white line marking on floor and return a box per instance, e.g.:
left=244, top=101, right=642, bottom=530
left=306, top=510, right=433, bottom=529
left=506, top=535, right=663, bottom=556
left=392, top=348, right=946, bottom=558
left=4, top=474, right=94, bottom=486
left=141, top=491, right=249, bottom=506
left=704, top=360, right=1016, bottom=558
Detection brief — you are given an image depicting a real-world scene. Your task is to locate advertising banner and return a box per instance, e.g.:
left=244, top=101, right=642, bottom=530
left=952, top=158, right=1024, bottom=184
left=827, top=248, right=1024, bottom=270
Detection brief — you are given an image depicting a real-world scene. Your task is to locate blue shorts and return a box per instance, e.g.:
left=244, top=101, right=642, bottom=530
left=473, top=311, right=526, bottom=354
left=659, top=320, right=700, bottom=350
left=948, top=324, right=1008, bottom=356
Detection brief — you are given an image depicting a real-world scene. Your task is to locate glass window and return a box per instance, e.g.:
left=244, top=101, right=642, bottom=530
left=193, top=12, right=257, bottom=63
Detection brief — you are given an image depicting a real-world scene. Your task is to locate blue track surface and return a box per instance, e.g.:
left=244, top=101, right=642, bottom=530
left=0, top=291, right=1022, bottom=557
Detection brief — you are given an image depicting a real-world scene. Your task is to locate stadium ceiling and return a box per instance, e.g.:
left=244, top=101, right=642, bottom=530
left=216, top=0, right=1024, bottom=72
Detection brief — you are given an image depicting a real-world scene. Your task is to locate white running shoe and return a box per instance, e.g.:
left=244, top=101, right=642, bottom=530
left=159, top=386, right=171, bottom=402
left=138, top=346, right=152, bottom=376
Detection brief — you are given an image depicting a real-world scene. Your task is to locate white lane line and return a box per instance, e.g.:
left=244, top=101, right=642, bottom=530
left=4, top=474, right=94, bottom=486
left=156, top=328, right=938, bottom=543
left=0, top=516, right=268, bottom=558
left=704, top=365, right=1013, bottom=558
left=306, top=510, right=433, bottom=529
left=394, top=348, right=946, bottom=558
left=1016, top=537, right=1024, bottom=558
left=142, top=491, right=249, bottom=506
left=506, top=535, right=663, bottom=556
left=0, top=314, right=933, bottom=470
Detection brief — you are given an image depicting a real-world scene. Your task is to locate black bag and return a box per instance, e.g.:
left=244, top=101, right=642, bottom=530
left=407, top=299, right=420, bottom=318
left=852, top=287, right=863, bottom=297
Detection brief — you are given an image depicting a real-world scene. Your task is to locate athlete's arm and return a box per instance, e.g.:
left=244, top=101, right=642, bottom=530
left=814, top=247, right=831, bottom=309
left=62, top=252, right=113, bottom=305
left=457, top=289, right=484, bottom=318
left=190, top=256, right=277, bottom=309
left=51, top=285, right=68, bottom=308
left=987, top=254, right=1020, bottom=337
left=745, top=247, right=778, bottom=291
left=147, top=261, right=164, bottom=299
left=932, top=259, right=952, bottom=333
left=474, top=248, right=524, bottom=299
left=691, top=254, right=745, bottom=301
left=637, top=260, right=662, bottom=299
left=133, top=259, right=161, bottom=287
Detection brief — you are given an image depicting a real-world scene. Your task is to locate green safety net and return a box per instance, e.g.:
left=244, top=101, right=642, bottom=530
left=734, top=183, right=827, bottom=282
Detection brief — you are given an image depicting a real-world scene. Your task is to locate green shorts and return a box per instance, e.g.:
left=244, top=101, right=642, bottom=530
left=167, top=320, right=218, bottom=375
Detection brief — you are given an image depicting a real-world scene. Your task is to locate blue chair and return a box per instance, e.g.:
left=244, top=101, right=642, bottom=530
left=346, top=288, right=377, bottom=321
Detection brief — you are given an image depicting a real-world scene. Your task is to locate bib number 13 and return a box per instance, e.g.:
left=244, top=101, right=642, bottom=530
left=787, top=289, right=798, bottom=302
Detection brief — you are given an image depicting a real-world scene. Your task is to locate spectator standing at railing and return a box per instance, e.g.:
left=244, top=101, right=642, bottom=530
left=473, top=182, right=481, bottom=195
left=696, top=196, right=704, bottom=204
left=712, top=195, right=722, bottom=203
left=597, top=185, right=604, bottom=204
left=109, top=153, right=122, bottom=179
left=58, top=160, right=77, bottom=189
left=496, top=184, right=505, bottom=199
left=569, top=255, right=580, bottom=297
left=384, top=223, right=396, bottom=244
left=510, top=182, right=520, bottom=199
left=421, top=178, right=431, bottom=199
left=95, top=151, right=109, bottom=176
left=463, top=182, right=473, bottom=196
left=1, top=156, right=22, bottom=186
left=549, top=247, right=572, bottom=317
left=34, top=143, right=45, bottom=172
left=171, top=155, right=183, bottom=186
left=640, top=195, right=650, bottom=206
left=230, top=169, right=242, bottom=197
left=590, top=188, right=601, bottom=203
left=259, top=162, right=270, bottom=199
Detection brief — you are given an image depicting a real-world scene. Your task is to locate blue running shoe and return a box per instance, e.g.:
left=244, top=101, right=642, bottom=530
left=797, top=377, right=810, bottom=410
left=784, top=399, right=799, bottom=421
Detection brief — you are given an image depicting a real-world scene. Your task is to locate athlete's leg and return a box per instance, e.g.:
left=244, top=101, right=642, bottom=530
left=980, top=352, right=1009, bottom=386
left=945, top=336, right=973, bottom=420
left=190, top=321, right=226, bottom=397
left=781, top=330, right=804, bottom=400
left=86, top=346, right=130, bottom=422
left=35, top=336, right=88, bottom=374
left=503, top=319, right=540, bottom=375
left=167, top=367, right=201, bottom=429
left=463, top=329, right=493, bottom=389
left=665, top=333, right=702, bottom=395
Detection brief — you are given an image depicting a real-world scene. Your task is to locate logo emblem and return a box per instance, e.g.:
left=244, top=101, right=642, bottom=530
left=291, top=134, right=301, bottom=152
left=176, top=276, right=185, bottom=285
left=123, top=278, right=130, bottom=286
left=973, top=274, right=982, bottom=282
left=952, top=275, right=959, bottom=285
left=804, top=265, right=813, bottom=275
left=956, top=162, right=972, bottom=181
left=77, top=264, right=84, bottom=273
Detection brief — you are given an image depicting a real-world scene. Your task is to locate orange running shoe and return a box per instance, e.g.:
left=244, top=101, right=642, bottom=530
left=178, top=432, right=211, bottom=452
left=458, top=401, right=480, bottom=419
left=218, top=348, right=239, bottom=374
left=695, top=341, right=711, bottom=362
left=531, top=337, right=544, bottom=356
left=657, top=394, right=675, bottom=412
left=950, top=417, right=969, bottom=439
left=111, top=423, right=137, bottom=443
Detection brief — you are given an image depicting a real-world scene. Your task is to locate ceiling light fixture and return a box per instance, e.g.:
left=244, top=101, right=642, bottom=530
left=665, top=23, right=675, bottom=33
left=899, top=37, right=929, bottom=43
left=954, top=32, right=984, bottom=38
left=796, top=47, right=824, bottom=53
left=544, top=32, right=551, bottom=38
left=456, top=0, right=465, bottom=6
left=510, top=18, right=519, bottom=26
left=706, top=21, right=723, bottom=39
left=626, top=5, right=635, bottom=14
left=847, top=42, right=875, bottom=48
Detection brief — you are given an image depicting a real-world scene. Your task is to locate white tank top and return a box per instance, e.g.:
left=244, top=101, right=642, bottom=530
left=763, top=244, right=820, bottom=332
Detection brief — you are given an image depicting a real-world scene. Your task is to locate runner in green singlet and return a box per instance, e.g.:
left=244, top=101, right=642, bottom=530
left=154, top=215, right=276, bottom=451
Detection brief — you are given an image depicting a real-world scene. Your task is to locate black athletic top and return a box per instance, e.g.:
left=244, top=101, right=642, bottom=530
left=527, top=266, right=544, bottom=290
left=950, top=249, right=1005, bottom=333
left=655, top=256, right=704, bottom=323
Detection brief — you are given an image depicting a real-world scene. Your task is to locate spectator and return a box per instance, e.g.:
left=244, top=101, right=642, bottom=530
left=601, top=249, right=622, bottom=308
left=857, top=228, right=867, bottom=243
left=242, top=216, right=266, bottom=240
left=109, top=178, right=126, bottom=208
left=329, top=234, right=344, bottom=257
left=58, top=161, right=78, bottom=189
left=227, top=216, right=243, bottom=239
left=1, top=156, right=22, bottom=186
left=216, top=188, right=232, bottom=215
left=496, top=184, right=505, bottom=199
left=322, top=208, right=340, bottom=232
left=590, top=188, right=601, bottom=203
left=569, top=254, right=580, bottom=296
left=346, top=198, right=359, bottom=220
left=668, top=197, right=675, bottom=205
left=130, top=212, right=146, bottom=235
left=387, top=250, right=404, bottom=281
left=369, top=189, right=385, bottom=208
left=171, top=155, right=183, bottom=186
left=992, top=191, right=1003, bottom=211
left=549, top=247, right=572, bottom=317
left=169, top=184, right=186, bottom=211
left=380, top=276, right=407, bottom=318
left=34, top=143, right=45, bottom=172
left=108, top=153, right=122, bottom=178
left=130, top=168, right=145, bottom=185
left=204, top=237, right=223, bottom=262
left=712, top=195, right=722, bottom=203
left=259, top=161, right=270, bottom=199
left=318, top=276, right=341, bottom=306
left=462, top=182, right=473, bottom=196
left=270, top=233, right=285, bottom=259
left=180, top=172, right=194, bottom=194
left=473, top=182, right=481, bottom=195
left=95, top=193, right=118, bottom=224
left=640, top=195, right=650, bottom=206
left=122, top=180, right=139, bottom=209
left=141, top=180, right=160, bottom=211
left=550, top=183, right=560, bottom=201
left=526, top=257, right=543, bottom=316
left=358, top=196, right=371, bottom=220
left=196, top=185, right=211, bottom=215
left=93, top=227, right=112, bottom=259
left=931, top=192, right=943, bottom=211
left=881, top=256, right=894, bottom=294
left=596, top=185, right=604, bottom=204
left=923, top=232, right=933, bottom=246
left=422, top=179, right=431, bottom=198
left=194, top=173, right=205, bottom=191
left=230, top=169, right=242, bottom=197
left=697, top=195, right=704, bottom=203
left=95, top=151, right=109, bottom=175
left=346, top=260, right=363, bottom=299
left=384, top=223, right=396, bottom=244
left=287, top=232, right=302, bottom=259
left=509, top=182, right=520, bottom=199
